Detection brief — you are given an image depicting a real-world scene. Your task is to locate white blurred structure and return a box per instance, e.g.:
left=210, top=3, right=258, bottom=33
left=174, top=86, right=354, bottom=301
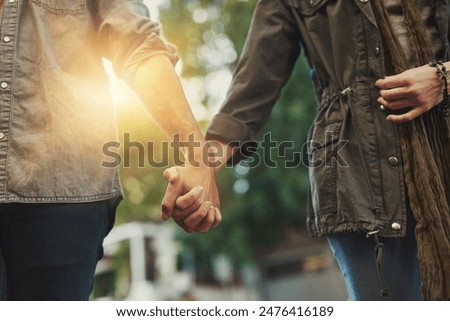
left=95, top=222, right=192, bottom=300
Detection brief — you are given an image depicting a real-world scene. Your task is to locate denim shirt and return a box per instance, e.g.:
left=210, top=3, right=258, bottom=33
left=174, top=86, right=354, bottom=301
left=0, top=0, right=177, bottom=203
left=206, top=0, right=450, bottom=237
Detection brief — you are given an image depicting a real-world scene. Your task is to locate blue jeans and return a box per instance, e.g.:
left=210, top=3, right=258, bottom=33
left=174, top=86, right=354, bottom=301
left=327, top=215, right=422, bottom=300
left=0, top=201, right=115, bottom=300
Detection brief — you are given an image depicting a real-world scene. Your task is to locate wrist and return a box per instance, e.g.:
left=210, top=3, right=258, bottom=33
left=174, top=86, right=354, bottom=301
left=179, top=140, right=225, bottom=170
left=429, top=60, right=449, bottom=115
left=205, top=140, right=235, bottom=172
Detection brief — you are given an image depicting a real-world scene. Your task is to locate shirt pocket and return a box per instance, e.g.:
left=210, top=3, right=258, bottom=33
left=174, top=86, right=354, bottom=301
left=286, top=0, right=330, bottom=16
left=31, top=0, right=87, bottom=15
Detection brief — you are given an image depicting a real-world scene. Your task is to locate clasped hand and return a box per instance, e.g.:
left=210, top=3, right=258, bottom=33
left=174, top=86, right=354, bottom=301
left=161, top=163, right=222, bottom=233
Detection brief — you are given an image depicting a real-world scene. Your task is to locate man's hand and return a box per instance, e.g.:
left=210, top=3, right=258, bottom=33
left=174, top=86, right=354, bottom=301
left=376, top=63, right=446, bottom=123
left=161, top=164, right=222, bottom=233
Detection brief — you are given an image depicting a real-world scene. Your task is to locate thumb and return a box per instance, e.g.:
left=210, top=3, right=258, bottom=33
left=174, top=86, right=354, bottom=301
left=163, top=167, right=180, bottom=184
left=161, top=181, right=182, bottom=221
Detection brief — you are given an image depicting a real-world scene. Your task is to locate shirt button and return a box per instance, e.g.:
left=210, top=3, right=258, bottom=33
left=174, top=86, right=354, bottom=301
left=375, top=47, right=380, bottom=56
left=388, top=156, right=399, bottom=166
left=3, top=36, right=11, bottom=43
left=391, top=222, right=402, bottom=231
left=0, top=133, right=5, bottom=140
left=0, top=82, right=9, bottom=89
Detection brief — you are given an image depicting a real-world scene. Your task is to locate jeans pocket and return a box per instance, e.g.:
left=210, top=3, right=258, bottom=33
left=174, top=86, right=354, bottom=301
left=31, top=0, right=87, bottom=15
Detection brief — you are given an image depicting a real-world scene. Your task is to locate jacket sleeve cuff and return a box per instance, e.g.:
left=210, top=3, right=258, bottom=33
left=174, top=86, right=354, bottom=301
left=206, top=113, right=259, bottom=165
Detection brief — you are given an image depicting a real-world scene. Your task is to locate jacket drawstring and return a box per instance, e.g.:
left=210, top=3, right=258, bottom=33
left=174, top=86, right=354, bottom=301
left=366, top=230, right=389, bottom=297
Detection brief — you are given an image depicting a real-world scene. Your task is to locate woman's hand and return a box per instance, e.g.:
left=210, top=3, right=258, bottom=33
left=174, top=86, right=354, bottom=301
left=376, top=63, right=446, bottom=122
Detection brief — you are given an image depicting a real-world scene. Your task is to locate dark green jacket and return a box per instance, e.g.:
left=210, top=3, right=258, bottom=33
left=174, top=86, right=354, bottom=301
left=206, top=0, right=450, bottom=237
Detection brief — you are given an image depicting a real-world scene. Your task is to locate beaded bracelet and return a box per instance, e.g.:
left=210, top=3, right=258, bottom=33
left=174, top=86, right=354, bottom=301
left=429, top=60, right=449, bottom=116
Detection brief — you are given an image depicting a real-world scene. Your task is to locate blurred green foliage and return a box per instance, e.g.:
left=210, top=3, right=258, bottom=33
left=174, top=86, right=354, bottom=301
left=114, top=0, right=317, bottom=281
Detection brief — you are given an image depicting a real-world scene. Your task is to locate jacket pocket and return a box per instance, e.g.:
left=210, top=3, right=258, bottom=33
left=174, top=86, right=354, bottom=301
left=31, top=0, right=86, bottom=15
left=307, top=120, right=342, bottom=215
left=286, top=0, right=330, bottom=16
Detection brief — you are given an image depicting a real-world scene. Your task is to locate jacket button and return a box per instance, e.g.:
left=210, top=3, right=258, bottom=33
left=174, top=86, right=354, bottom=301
left=375, top=47, right=380, bottom=56
left=388, top=156, right=399, bottom=166
left=391, top=222, right=402, bottom=230
left=360, top=0, right=369, bottom=2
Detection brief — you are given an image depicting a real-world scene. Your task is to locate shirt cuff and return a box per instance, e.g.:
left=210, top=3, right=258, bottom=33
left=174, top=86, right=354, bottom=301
left=122, top=33, right=179, bottom=82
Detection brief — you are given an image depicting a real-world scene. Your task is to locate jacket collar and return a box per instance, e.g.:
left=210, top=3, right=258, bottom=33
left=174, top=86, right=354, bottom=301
left=353, top=0, right=378, bottom=27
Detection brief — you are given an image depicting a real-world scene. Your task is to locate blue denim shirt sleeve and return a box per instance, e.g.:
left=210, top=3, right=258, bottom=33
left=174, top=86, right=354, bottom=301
left=96, top=0, right=178, bottom=81
left=0, top=0, right=178, bottom=203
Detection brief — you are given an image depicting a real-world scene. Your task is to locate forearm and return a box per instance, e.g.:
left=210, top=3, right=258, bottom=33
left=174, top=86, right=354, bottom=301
left=130, top=54, right=205, bottom=159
